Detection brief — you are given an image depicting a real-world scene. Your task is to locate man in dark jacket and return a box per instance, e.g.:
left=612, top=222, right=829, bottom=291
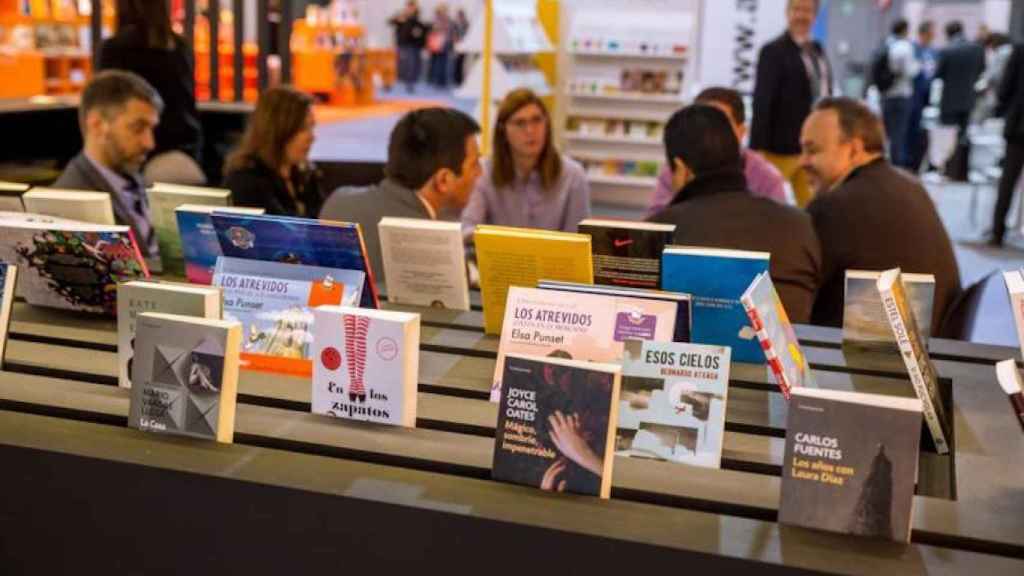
left=934, top=20, right=986, bottom=180
left=801, top=97, right=961, bottom=334
left=650, top=105, right=821, bottom=323
left=750, top=0, right=832, bottom=208
left=990, top=43, right=1024, bottom=246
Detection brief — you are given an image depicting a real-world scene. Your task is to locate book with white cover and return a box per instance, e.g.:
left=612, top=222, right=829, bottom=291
left=1003, top=269, right=1024, bottom=357
left=22, top=188, right=115, bottom=225
left=116, top=281, right=223, bottom=388
left=378, top=217, right=469, bottom=310
left=312, top=305, right=420, bottom=427
left=0, top=181, right=28, bottom=212
left=0, top=262, right=18, bottom=367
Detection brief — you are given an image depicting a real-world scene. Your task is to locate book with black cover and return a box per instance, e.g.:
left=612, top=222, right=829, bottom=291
left=577, top=218, right=676, bottom=290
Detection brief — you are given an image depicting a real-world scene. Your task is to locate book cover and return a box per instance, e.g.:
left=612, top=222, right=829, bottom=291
left=1003, top=270, right=1024, bottom=357
left=661, top=246, right=769, bottom=363
left=844, top=270, right=935, bottom=350
left=492, top=286, right=677, bottom=402
left=0, top=181, right=28, bottom=213
left=0, top=262, right=18, bottom=368
left=311, top=306, right=420, bottom=427
left=474, top=225, right=593, bottom=335
left=176, top=205, right=265, bottom=285
left=779, top=387, right=923, bottom=542
left=536, top=279, right=692, bottom=343
left=148, top=184, right=230, bottom=277
left=212, top=212, right=380, bottom=309
left=128, top=312, right=242, bottom=443
left=578, top=218, right=676, bottom=290
left=0, top=215, right=148, bottom=315
left=116, top=281, right=223, bottom=388
left=22, top=188, right=115, bottom=225
left=619, top=339, right=730, bottom=468
left=878, top=268, right=951, bottom=455
left=492, top=353, right=621, bottom=498
left=378, top=217, right=469, bottom=310
left=740, top=272, right=814, bottom=399
left=213, top=256, right=364, bottom=376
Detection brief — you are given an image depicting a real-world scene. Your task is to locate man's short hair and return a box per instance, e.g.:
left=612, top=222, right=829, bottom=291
left=385, top=107, right=481, bottom=191
left=892, top=19, right=909, bottom=36
left=814, top=97, right=886, bottom=154
left=945, top=20, right=963, bottom=39
left=695, top=87, right=746, bottom=125
left=918, top=20, right=934, bottom=36
left=663, top=105, right=742, bottom=177
left=787, top=0, right=820, bottom=12
left=79, top=70, right=164, bottom=131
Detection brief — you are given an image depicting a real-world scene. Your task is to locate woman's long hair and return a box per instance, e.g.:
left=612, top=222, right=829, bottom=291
left=492, top=88, right=562, bottom=192
left=116, top=0, right=174, bottom=49
left=224, top=86, right=314, bottom=176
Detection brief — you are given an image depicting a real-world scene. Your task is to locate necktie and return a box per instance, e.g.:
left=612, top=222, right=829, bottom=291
left=804, top=43, right=823, bottom=102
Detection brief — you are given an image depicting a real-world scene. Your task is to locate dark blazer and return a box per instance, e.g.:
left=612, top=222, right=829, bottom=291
left=224, top=158, right=325, bottom=218
left=807, top=159, right=961, bottom=335
left=99, top=28, right=202, bottom=160
left=52, top=152, right=158, bottom=258
left=997, top=44, right=1024, bottom=142
left=750, top=32, right=833, bottom=156
left=648, top=171, right=822, bottom=323
left=319, top=179, right=433, bottom=283
left=934, top=38, right=986, bottom=117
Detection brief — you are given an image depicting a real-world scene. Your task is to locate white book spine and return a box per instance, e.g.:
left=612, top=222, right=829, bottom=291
left=879, top=285, right=950, bottom=455
left=740, top=295, right=792, bottom=398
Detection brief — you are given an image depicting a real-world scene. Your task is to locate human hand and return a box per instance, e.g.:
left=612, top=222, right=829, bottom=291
left=548, top=411, right=603, bottom=476
left=540, top=458, right=567, bottom=492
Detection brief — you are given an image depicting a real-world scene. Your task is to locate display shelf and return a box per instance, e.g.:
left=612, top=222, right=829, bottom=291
left=573, top=150, right=664, bottom=164
left=587, top=173, right=658, bottom=187
left=564, top=132, right=663, bottom=146
left=568, top=49, right=688, bottom=61
left=566, top=89, right=684, bottom=104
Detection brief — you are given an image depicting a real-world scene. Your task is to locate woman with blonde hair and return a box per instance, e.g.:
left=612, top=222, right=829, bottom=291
left=461, top=88, right=590, bottom=235
left=224, top=86, right=324, bottom=217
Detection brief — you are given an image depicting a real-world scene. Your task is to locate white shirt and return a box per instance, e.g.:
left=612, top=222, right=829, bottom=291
left=885, top=36, right=920, bottom=99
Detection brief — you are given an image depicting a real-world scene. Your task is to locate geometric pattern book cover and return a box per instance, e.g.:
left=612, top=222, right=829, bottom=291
left=129, top=313, right=241, bottom=443
left=619, top=340, right=730, bottom=468
left=311, top=306, right=420, bottom=427
left=492, top=353, right=621, bottom=499
left=779, top=387, right=922, bottom=542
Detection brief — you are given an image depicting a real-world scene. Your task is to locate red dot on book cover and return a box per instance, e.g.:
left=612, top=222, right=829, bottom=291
left=321, top=347, right=342, bottom=371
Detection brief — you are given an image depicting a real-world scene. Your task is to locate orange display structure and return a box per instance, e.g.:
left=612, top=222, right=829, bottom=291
left=290, top=17, right=374, bottom=106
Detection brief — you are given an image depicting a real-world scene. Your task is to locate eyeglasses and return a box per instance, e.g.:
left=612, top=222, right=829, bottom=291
left=506, top=115, right=547, bottom=131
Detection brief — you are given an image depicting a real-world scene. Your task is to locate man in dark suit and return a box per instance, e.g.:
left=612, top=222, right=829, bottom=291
left=54, top=70, right=163, bottom=259
left=800, top=98, right=961, bottom=334
left=750, top=0, right=832, bottom=208
left=934, top=20, right=986, bottom=180
left=319, top=108, right=481, bottom=280
left=990, top=44, right=1024, bottom=246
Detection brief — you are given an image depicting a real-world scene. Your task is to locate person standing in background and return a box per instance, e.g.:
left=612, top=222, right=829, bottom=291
left=880, top=19, right=919, bottom=169
left=934, top=20, right=986, bottom=180
left=906, top=20, right=937, bottom=173
left=452, top=8, right=470, bottom=86
left=99, top=0, right=203, bottom=185
left=988, top=44, right=1024, bottom=247
left=390, top=1, right=427, bottom=93
left=750, top=0, right=832, bottom=208
left=427, top=3, right=453, bottom=88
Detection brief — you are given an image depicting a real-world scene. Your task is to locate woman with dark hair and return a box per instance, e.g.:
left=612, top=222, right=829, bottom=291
left=223, top=86, right=324, bottom=217
left=460, top=88, right=590, bottom=236
left=99, top=0, right=202, bottom=174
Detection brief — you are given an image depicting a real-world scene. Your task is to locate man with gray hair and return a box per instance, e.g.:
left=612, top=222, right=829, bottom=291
left=55, top=69, right=164, bottom=259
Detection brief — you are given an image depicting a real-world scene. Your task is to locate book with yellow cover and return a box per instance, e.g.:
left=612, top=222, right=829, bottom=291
left=474, top=225, right=593, bottom=335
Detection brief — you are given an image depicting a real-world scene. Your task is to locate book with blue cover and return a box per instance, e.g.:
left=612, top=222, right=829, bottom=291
left=211, top=212, right=379, bottom=309
left=176, top=205, right=265, bottom=285
left=660, top=245, right=769, bottom=363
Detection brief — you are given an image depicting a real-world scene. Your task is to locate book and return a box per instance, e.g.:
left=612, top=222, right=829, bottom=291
left=0, top=214, right=148, bottom=314
left=492, top=286, right=677, bottom=402
left=661, top=245, right=770, bottom=363
left=22, top=188, right=115, bottom=225
left=1003, top=269, right=1024, bottom=356
left=877, top=268, right=951, bottom=455
left=128, top=312, right=242, bottom=443
left=148, top=183, right=231, bottom=277
left=995, top=358, right=1024, bottom=434
left=844, top=270, right=935, bottom=350
left=175, top=205, right=265, bottom=285
left=779, top=387, right=923, bottom=542
left=492, top=353, right=621, bottom=499
left=0, top=262, right=18, bottom=368
left=740, top=272, right=814, bottom=399
left=0, top=181, right=28, bottom=212
left=116, top=281, right=223, bottom=388
left=211, top=212, right=380, bottom=309
left=577, top=218, right=676, bottom=290
left=536, top=279, right=692, bottom=343
left=213, top=256, right=365, bottom=376
left=378, top=217, right=469, bottom=310
left=474, top=225, right=593, bottom=335
left=619, top=340, right=730, bottom=467
left=311, top=306, right=420, bottom=427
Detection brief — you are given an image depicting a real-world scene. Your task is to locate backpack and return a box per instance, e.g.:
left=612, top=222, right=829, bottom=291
left=871, top=43, right=896, bottom=93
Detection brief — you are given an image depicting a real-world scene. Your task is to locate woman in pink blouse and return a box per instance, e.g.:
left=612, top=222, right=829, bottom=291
left=461, top=88, right=591, bottom=237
